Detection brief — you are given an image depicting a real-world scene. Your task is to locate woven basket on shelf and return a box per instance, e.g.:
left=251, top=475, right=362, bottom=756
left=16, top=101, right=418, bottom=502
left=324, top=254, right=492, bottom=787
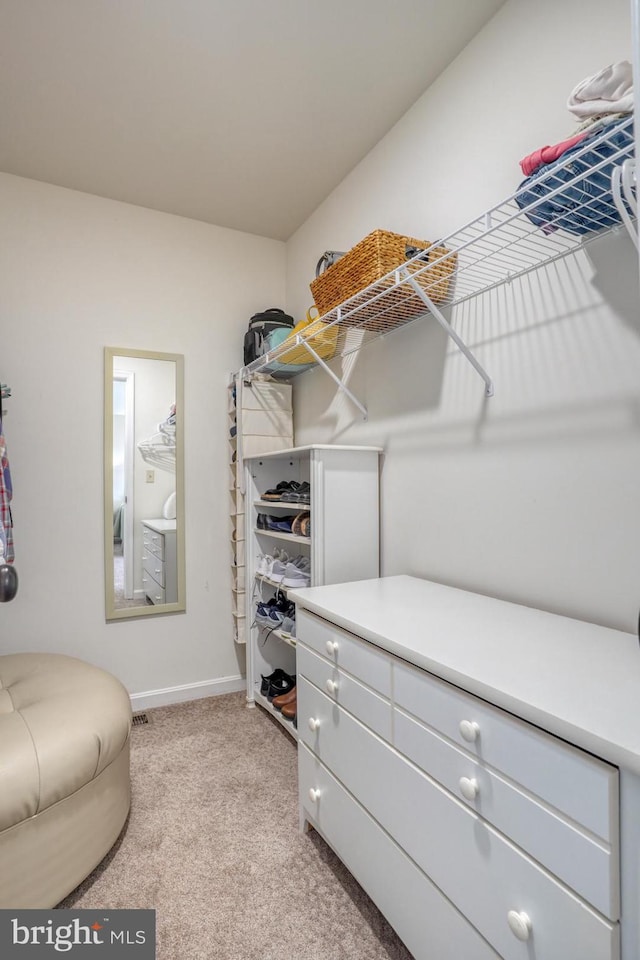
left=309, top=229, right=456, bottom=332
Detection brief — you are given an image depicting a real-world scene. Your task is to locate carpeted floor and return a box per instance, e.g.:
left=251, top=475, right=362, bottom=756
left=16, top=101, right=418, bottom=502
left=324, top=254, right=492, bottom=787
left=59, top=693, right=413, bottom=960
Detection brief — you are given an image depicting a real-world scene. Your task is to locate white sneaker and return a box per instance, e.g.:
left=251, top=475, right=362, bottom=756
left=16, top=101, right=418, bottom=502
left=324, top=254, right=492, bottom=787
left=270, top=556, right=289, bottom=583
left=281, top=557, right=311, bottom=588
left=264, top=549, right=289, bottom=581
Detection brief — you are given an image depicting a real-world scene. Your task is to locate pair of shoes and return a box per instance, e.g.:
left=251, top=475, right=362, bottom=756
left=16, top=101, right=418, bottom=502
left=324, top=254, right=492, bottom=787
left=257, top=514, right=300, bottom=534
left=261, top=480, right=300, bottom=502
left=259, top=515, right=297, bottom=534
left=272, top=684, right=296, bottom=711
left=255, top=595, right=289, bottom=625
left=269, top=551, right=303, bottom=583
left=257, top=548, right=289, bottom=578
left=292, top=511, right=310, bottom=538
left=288, top=482, right=310, bottom=504
left=260, top=668, right=288, bottom=697
left=257, top=600, right=295, bottom=629
left=265, top=671, right=295, bottom=701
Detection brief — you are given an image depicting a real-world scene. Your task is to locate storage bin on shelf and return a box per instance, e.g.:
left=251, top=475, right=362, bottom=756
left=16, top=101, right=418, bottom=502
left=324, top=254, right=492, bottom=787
left=309, top=229, right=457, bottom=331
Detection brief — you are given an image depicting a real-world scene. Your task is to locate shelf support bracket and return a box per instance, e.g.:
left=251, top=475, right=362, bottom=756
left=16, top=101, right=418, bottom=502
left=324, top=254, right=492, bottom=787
left=297, top=337, right=368, bottom=420
left=401, top=270, right=494, bottom=398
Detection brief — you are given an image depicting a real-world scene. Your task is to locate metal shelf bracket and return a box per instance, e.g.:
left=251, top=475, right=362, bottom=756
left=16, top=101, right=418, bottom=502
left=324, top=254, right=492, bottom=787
left=400, top=270, right=495, bottom=398
left=296, top=336, right=368, bottom=420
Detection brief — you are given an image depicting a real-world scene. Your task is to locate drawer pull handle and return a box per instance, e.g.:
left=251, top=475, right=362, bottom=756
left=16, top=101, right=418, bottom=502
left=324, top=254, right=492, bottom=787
left=459, top=777, right=479, bottom=801
left=326, top=640, right=339, bottom=655
left=325, top=679, right=338, bottom=695
left=507, top=910, right=532, bottom=942
left=459, top=720, right=480, bottom=742
left=308, top=717, right=321, bottom=732
left=308, top=788, right=321, bottom=803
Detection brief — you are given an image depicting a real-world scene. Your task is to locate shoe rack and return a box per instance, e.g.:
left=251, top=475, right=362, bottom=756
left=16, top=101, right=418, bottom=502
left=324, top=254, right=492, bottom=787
left=244, top=444, right=382, bottom=739
left=228, top=376, right=294, bottom=646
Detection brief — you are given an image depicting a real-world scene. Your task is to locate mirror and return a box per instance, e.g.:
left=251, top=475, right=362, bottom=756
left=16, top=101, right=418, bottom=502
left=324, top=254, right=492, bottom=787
left=104, top=347, right=185, bottom=620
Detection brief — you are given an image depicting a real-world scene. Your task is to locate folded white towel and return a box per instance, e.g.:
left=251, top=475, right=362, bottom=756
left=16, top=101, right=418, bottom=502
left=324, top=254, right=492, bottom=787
left=567, top=60, right=633, bottom=118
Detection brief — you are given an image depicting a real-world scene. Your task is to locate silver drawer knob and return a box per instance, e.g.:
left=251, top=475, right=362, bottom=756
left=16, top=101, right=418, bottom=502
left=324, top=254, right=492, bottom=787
left=325, top=640, right=339, bottom=655
left=459, top=777, right=479, bottom=801
left=308, top=787, right=321, bottom=803
left=325, top=679, right=338, bottom=695
left=459, top=720, right=480, bottom=742
left=507, top=910, right=531, bottom=941
left=308, top=717, right=321, bottom=732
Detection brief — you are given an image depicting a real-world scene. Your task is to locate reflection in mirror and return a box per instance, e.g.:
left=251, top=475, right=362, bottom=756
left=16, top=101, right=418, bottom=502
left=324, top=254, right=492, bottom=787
left=104, top=348, right=185, bottom=620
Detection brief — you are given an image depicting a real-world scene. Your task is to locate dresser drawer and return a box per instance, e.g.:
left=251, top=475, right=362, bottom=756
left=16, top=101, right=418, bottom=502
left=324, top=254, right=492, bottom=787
left=142, top=573, right=165, bottom=604
left=297, top=610, right=391, bottom=697
left=394, top=660, right=618, bottom=843
left=298, top=679, right=619, bottom=960
left=394, top=708, right=618, bottom=918
left=143, top=527, right=165, bottom=560
left=298, top=646, right=391, bottom=741
left=143, top=551, right=166, bottom=588
left=299, top=744, right=501, bottom=960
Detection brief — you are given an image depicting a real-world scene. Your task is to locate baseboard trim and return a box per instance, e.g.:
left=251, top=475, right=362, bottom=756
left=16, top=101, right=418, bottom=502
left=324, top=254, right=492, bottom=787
left=130, top=675, right=246, bottom=711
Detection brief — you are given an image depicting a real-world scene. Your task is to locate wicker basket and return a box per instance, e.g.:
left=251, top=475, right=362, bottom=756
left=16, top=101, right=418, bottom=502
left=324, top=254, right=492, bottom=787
left=310, top=229, right=456, bottom=330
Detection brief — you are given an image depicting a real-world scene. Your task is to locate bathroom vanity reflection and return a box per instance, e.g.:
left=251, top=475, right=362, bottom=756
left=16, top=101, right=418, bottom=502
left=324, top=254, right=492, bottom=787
left=104, top=347, right=185, bottom=620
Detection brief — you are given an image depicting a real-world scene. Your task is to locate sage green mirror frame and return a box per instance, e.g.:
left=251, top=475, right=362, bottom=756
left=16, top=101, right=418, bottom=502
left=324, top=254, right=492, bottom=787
left=104, top=347, right=186, bottom=620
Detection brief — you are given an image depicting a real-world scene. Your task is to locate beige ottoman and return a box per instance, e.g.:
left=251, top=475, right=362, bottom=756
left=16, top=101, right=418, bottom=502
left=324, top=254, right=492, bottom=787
left=0, top=653, right=131, bottom=907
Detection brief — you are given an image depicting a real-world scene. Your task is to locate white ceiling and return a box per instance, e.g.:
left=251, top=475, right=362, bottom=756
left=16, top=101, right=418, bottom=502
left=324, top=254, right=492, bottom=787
left=0, top=0, right=505, bottom=240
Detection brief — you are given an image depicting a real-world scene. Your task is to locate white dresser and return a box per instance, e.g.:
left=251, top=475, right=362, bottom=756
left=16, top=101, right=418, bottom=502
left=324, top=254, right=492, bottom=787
left=141, top=518, right=177, bottom=604
left=290, top=576, right=640, bottom=960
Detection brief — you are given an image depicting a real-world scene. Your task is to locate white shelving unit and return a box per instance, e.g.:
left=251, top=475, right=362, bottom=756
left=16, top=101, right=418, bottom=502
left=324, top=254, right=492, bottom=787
left=238, top=115, right=635, bottom=410
left=244, top=444, right=381, bottom=737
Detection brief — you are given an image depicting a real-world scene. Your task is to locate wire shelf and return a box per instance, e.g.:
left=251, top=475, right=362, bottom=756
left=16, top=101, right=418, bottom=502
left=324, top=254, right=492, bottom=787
left=240, top=115, right=635, bottom=387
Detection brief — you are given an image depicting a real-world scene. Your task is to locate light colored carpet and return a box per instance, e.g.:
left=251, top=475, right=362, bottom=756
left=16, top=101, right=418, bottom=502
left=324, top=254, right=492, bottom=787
left=59, top=693, right=413, bottom=960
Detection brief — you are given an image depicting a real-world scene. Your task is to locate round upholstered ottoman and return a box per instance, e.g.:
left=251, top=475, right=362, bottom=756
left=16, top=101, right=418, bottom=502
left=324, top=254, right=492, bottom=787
left=0, top=653, right=131, bottom=908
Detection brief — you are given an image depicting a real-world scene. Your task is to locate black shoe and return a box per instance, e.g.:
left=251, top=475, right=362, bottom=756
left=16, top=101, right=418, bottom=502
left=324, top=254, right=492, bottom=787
left=290, top=482, right=310, bottom=503
left=260, top=668, right=288, bottom=697
left=267, top=672, right=296, bottom=701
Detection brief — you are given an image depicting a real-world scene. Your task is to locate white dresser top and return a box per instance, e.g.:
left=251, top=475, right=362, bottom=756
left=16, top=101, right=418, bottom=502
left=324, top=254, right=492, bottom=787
left=142, top=518, right=176, bottom=534
left=289, top=575, right=640, bottom=774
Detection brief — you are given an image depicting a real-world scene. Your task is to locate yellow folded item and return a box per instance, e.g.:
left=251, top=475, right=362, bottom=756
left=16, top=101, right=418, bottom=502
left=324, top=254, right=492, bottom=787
left=278, top=306, right=338, bottom=365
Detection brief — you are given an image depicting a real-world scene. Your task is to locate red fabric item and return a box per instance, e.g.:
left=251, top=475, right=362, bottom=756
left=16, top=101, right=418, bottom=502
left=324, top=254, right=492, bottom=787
left=519, top=132, right=588, bottom=177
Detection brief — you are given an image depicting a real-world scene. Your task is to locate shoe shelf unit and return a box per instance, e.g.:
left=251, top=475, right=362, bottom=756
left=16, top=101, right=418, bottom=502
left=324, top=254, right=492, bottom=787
left=236, top=115, right=635, bottom=412
left=228, top=378, right=293, bottom=646
left=244, top=444, right=381, bottom=739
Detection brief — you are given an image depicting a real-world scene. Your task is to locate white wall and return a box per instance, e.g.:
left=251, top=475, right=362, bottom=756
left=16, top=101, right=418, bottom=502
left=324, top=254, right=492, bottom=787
left=286, top=0, right=640, bottom=633
left=0, top=173, right=285, bottom=696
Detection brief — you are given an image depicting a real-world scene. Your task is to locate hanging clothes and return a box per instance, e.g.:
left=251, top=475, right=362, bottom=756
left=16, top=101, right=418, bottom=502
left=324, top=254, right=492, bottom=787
left=0, top=430, right=14, bottom=563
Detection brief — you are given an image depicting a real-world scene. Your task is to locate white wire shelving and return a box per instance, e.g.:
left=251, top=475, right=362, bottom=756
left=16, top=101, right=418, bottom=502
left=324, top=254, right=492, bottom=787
left=238, top=115, right=636, bottom=411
